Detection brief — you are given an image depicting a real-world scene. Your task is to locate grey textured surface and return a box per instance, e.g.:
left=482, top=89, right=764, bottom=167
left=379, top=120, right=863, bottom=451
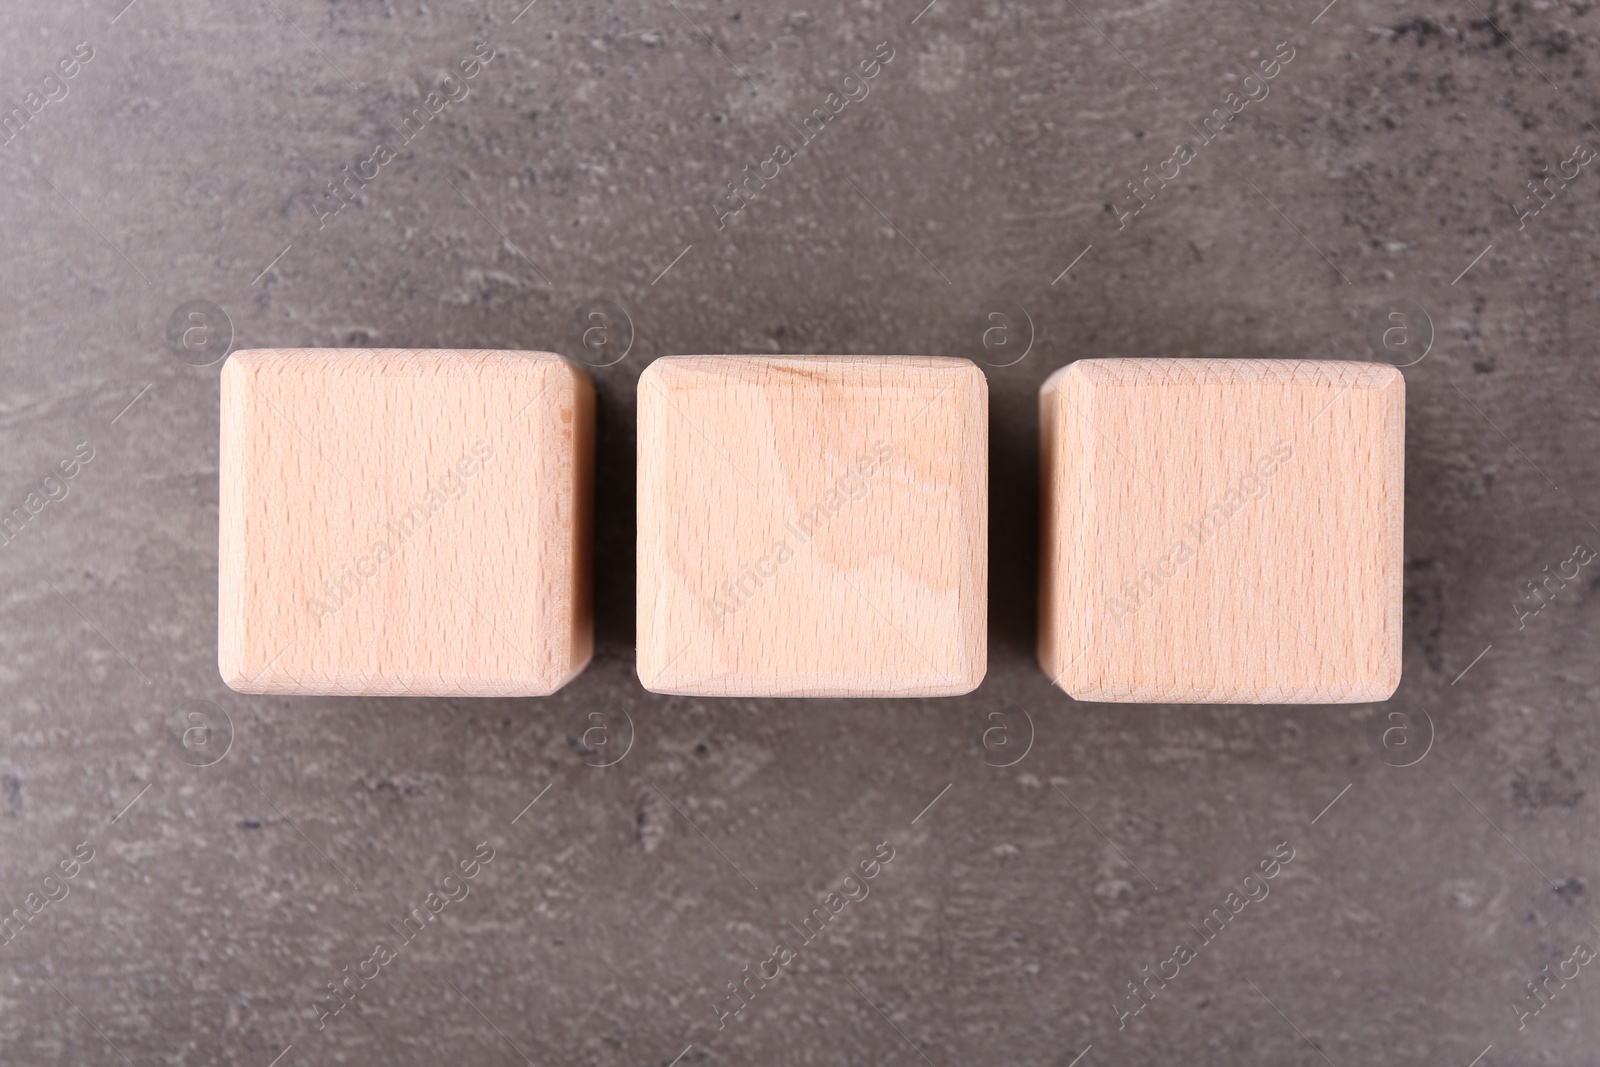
left=2, top=0, right=1599, bottom=1064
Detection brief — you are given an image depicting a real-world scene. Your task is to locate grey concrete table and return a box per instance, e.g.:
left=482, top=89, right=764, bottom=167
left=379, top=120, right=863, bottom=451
left=2, top=0, right=1597, bottom=1064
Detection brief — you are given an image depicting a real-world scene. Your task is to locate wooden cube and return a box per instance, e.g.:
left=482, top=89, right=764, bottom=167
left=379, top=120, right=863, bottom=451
left=637, top=355, right=987, bottom=697
left=219, top=349, right=593, bottom=696
left=1039, top=358, right=1403, bottom=703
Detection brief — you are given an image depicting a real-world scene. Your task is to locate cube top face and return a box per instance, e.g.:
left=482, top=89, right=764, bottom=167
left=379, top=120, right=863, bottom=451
left=637, top=355, right=987, bottom=697
left=1039, top=358, right=1404, bottom=704
left=219, top=349, right=593, bottom=697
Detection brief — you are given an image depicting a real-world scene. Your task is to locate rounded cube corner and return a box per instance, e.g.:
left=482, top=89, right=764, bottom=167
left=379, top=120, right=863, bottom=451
left=633, top=651, right=672, bottom=695
left=219, top=348, right=271, bottom=386
left=1040, top=360, right=1094, bottom=397
left=939, top=665, right=987, bottom=698
left=217, top=650, right=263, bottom=695
left=636, top=355, right=687, bottom=393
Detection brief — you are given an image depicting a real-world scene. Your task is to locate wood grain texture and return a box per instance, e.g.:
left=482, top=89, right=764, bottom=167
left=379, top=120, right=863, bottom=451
left=637, top=355, right=987, bottom=697
left=1039, top=358, right=1404, bottom=704
left=219, top=349, right=593, bottom=696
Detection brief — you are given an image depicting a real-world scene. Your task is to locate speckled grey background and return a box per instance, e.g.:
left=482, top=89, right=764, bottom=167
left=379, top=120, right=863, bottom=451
left=2, top=0, right=1598, bottom=1064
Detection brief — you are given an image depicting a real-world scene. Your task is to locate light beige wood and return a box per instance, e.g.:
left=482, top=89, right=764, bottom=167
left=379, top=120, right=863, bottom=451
left=1039, top=358, right=1404, bottom=704
left=637, top=355, right=987, bottom=697
left=219, top=349, right=593, bottom=696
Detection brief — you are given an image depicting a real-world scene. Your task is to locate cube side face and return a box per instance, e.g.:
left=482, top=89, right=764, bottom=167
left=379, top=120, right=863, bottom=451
left=218, top=349, right=592, bottom=696
left=638, top=356, right=987, bottom=697
left=1037, top=364, right=1094, bottom=686
left=1044, top=359, right=1403, bottom=704
left=565, top=369, right=597, bottom=686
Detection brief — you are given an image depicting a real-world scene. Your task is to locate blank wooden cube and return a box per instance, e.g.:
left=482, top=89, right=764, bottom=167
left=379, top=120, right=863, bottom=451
left=637, top=355, right=987, bottom=697
left=1039, top=358, right=1403, bottom=703
left=219, top=349, right=593, bottom=696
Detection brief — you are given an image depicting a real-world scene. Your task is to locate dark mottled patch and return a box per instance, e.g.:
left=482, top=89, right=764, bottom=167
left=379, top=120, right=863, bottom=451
left=363, top=776, right=430, bottom=796
left=1469, top=17, right=1510, bottom=48
left=1541, top=29, right=1573, bottom=56
left=636, top=790, right=666, bottom=853
left=1392, top=16, right=1443, bottom=42
left=2, top=774, right=19, bottom=817
left=1404, top=557, right=1445, bottom=673
left=1512, top=749, right=1586, bottom=810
